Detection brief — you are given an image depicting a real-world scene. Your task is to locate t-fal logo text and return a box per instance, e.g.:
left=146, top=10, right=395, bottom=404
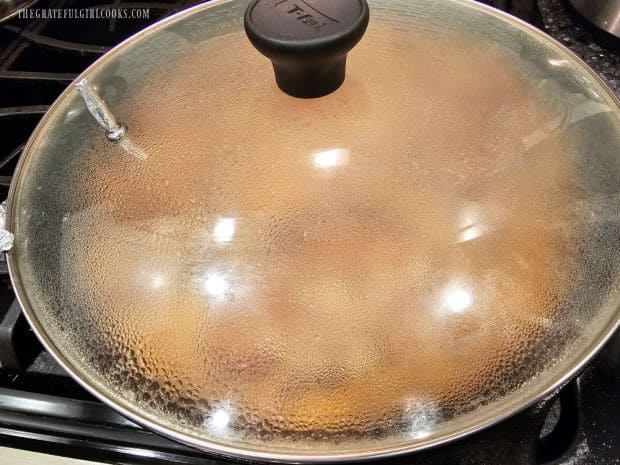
left=275, top=0, right=339, bottom=32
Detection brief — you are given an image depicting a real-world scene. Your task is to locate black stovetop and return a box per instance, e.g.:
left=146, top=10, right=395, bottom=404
left=0, top=1, right=618, bottom=464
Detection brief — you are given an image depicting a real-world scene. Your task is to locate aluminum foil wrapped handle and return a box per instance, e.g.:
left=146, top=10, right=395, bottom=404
left=0, top=201, right=14, bottom=252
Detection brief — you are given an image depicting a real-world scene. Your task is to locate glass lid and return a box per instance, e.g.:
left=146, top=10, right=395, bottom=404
left=6, top=0, right=620, bottom=460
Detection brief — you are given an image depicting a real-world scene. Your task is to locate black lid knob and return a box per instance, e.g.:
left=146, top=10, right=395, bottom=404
left=244, top=0, right=370, bottom=98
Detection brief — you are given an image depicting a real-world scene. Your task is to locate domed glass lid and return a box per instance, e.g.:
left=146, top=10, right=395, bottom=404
left=7, top=0, right=620, bottom=460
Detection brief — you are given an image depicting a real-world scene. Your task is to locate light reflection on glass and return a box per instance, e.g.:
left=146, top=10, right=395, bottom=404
left=406, top=398, right=439, bottom=440
left=202, top=273, right=229, bottom=297
left=441, top=282, right=473, bottom=314
left=137, top=270, right=168, bottom=291
left=458, top=224, right=484, bottom=243
left=119, top=136, right=148, bottom=160
left=457, top=204, right=486, bottom=243
left=212, top=218, right=236, bottom=243
left=150, top=273, right=167, bottom=289
left=210, top=408, right=230, bottom=429
left=313, top=148, right=350, bottom=169
left=445, top=288, right=472, bottom=313
left=204, top=404, right=232, bottom=436
left=548, top=58, right=570, bottom=67
left=410, top=429, right=432, bottom=440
